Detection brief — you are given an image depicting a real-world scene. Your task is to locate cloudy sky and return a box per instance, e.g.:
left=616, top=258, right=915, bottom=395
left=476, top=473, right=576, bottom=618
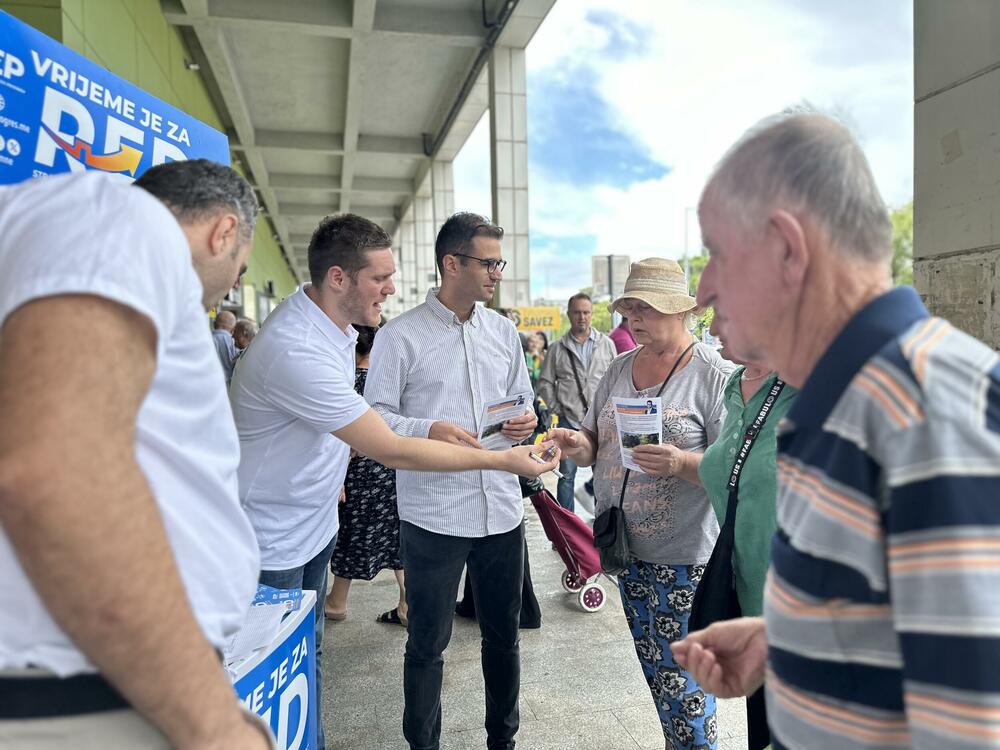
left=453, top=0, right=914, bottom=302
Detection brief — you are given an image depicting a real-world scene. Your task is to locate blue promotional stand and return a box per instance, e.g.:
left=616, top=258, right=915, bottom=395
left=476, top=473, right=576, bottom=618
left=0, top=10, right=229, bottom=185
left=230, top=590, right=318, bottom=750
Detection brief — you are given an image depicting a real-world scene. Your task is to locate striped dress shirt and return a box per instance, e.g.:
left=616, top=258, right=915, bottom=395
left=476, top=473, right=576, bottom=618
left=364, top=288, right=532, bottom=537
left=765, top=286, right=1000, bottom=749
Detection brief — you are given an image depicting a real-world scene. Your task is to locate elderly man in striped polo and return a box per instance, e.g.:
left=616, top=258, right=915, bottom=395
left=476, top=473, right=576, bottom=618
left=672, top=111, right=1000, bottom=750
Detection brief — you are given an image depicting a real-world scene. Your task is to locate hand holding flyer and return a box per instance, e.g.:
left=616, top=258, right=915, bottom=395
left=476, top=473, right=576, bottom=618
left=612, top=397, right=662, bottom=473
left=478, top=392, right=532, bottom=450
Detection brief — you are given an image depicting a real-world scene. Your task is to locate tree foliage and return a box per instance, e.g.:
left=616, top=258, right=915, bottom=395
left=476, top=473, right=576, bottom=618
left=891, top=202, right=913, bottom=287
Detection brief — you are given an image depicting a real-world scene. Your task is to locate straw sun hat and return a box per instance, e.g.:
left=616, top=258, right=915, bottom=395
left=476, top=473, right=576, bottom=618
left=608, top=258, right=698, bottom=316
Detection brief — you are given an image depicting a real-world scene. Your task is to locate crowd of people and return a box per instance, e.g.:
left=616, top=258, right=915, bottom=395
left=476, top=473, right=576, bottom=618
left=1, top=109, right=998, bottom=750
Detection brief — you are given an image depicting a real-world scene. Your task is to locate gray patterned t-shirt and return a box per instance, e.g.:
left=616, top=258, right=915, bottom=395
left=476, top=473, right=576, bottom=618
left=583, top=343, right=734, bottom=565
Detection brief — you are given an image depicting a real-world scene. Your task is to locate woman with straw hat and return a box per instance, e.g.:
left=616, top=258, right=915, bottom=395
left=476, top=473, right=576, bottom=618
left=549, top=258, right=734, bottom=750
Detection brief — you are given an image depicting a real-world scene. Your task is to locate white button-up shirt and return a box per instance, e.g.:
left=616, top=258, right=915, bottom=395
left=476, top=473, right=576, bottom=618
left=0, top=174, right=259, bottom=675
left=231, top=286, right=370, bottom=569
left=365, top=289, right=532, bottom=537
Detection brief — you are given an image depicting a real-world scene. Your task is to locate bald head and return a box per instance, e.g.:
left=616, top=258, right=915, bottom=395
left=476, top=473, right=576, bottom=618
left=702, top=111, right=892, bottom=265
left=214, top=310, right=236, bottom=332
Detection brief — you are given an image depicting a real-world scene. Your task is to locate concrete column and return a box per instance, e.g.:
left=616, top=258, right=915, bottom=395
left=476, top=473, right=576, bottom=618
left=387, top=207, right=417, bottom=317
left=432, top=160, right=455, bottom=232
left=489, top=46, right=530, bottom=308
left=414, top=173, right=437, bottom=301
left=914, top=0, right=1000, bottom=348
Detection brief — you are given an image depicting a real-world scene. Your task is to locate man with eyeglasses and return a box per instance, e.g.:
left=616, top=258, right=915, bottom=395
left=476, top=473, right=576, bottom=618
left=365, top=212, right=535, bottom=750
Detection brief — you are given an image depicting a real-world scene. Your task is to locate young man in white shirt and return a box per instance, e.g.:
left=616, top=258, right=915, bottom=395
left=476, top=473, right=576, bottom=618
left=365, top=213, right=536, bottom=750
left=230, top=214, right=555, bottom=750
left=0, top=161, right=270, bottom=748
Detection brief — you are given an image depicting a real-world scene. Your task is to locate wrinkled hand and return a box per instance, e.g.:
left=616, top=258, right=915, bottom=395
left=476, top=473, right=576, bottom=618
left=670, top=617, right=768, bottom=698
left=503, top=441, right=560, bottom=477
left=338, top=486, right=346, bottom=504
left=501, top=411, right=537, bottom=442
left=631, top=443, right=686, bottom=477
left=546, top=427, right=584, bottom=457
left=429, top=421, right=482, bottom=448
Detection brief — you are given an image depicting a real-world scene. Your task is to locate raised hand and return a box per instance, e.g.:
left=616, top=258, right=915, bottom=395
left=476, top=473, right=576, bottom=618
left=545, top=427, right=583, bottom=455
left=503, top=441, right=560, bottom=477
left=670, top=617, right=768, bottom=698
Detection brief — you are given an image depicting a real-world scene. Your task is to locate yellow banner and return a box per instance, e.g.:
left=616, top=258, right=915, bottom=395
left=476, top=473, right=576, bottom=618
left=511, top=306, right=561, bottom=331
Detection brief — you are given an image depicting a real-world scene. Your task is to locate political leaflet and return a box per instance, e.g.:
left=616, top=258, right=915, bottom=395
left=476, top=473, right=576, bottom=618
left=612, top=397, right=662, bottom=473
left=478, top=392, right=531, bottom=450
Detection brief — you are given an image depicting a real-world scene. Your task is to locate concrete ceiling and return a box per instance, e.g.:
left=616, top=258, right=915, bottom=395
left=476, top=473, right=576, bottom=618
left=162, top=0, right=555, bottom=282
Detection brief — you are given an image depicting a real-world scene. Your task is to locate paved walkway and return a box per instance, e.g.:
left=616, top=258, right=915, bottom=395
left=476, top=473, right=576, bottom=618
left=322, top=483, right=749, bottom=750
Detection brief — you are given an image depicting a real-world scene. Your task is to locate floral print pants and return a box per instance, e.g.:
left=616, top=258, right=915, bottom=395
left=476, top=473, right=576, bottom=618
left=618, top=560, right=717, bottom=750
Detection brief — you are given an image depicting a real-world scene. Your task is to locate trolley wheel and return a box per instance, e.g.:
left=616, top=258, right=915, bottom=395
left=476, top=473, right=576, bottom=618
left=579, top=583, right=606, bottom=612
left=561, top=570, right=585, bottom=593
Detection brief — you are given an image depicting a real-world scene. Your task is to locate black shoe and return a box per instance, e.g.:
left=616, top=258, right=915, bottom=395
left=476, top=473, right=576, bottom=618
left=487, top=742, right=515, bottom=750
left=455, top=601, right=476, bottom=620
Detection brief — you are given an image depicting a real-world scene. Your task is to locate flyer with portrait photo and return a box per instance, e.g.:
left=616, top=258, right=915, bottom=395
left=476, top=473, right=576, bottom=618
left=478, top=392, right=532, bottom=450
left=612, top=397, right=663, bottom=473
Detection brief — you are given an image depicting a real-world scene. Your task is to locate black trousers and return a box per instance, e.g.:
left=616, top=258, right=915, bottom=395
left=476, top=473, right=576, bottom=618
left=400, top=521, right=523, bottom=750
left=456, top=529, right=540, bottom=629
left=748, top=685, right=770, bottom=750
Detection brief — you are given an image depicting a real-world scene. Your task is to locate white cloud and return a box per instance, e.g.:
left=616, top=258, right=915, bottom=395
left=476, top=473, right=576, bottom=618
left=454, top=0, right=914, bottom=298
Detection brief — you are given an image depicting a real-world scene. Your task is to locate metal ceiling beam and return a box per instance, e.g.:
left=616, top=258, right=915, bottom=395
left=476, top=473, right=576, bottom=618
left=175, top=0, right=301, bottom=282
left=162, top=0, right=485, bottom=47
left=271, top=174, right=412, bottom=195
left=282, top=203, right=398, bottom=221
left=339, top=0, right=377, bottom=213
left=229, top=130, right=425, bottom=159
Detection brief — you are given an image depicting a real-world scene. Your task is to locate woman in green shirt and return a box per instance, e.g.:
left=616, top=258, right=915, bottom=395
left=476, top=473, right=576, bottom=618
left=698, top=360, right=796, bottom=616
left=696, top=344, right=796, bottom=750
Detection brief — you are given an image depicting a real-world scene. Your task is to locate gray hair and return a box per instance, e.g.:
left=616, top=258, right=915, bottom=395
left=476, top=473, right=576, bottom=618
left=233, top=317, right=258, bottom=339
left=134, top=159, right=258, bottom=244
left=703, top=109, right=891, bottom=263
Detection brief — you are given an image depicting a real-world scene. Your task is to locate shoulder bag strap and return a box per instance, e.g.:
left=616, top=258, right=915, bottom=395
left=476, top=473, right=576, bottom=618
left=564, top=338, right=590, bottom=413
left=721, top=377, right=786, bottom=528
left=616, top=341, right=698, bottom=509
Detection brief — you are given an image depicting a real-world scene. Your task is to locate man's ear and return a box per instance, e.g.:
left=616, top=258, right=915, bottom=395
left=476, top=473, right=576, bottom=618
left=324, top=264, right=348, bottom=292
left=208, top=213, right=240, bottom=257
left=440, top=254, right=459, bottom=277
left=769, top=209, right=809, bottom=287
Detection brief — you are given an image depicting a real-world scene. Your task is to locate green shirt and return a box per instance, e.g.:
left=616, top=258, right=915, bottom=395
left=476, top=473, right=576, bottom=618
left=697, top=368, right=796, bottom=616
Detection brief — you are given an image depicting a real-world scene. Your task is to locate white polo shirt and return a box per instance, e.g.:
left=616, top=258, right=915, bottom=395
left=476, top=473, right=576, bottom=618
left=230, top=286, right=370, bottom=570
left=0, top=172, right=260, bottom=676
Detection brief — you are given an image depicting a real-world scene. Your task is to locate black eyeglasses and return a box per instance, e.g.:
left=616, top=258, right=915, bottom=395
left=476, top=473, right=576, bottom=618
left=452, top=253, right=507, bottom=274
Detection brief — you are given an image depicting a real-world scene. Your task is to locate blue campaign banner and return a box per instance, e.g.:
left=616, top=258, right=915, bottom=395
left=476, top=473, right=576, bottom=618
left=0, top=10, right=229, bottom=185
left=233, top=608, right=317, bottom=750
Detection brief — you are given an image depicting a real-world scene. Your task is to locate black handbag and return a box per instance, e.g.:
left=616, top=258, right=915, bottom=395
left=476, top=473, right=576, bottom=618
left=593, top=341, right=696, bottom=575
left=689, top=378, right=785, bottom=632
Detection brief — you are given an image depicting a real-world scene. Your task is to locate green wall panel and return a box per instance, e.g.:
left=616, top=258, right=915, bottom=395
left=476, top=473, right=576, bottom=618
left=0, top=2, right=61, bottom=39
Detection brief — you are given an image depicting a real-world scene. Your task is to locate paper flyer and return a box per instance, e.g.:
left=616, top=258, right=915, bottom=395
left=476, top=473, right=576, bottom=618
left=612, top=397, right=663, bottom=473
left=478, top=392, right=531, bottom=450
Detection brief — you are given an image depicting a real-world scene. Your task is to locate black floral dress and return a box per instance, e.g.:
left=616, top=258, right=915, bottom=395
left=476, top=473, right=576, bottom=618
left=330, top=368, right=403, bottom=580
